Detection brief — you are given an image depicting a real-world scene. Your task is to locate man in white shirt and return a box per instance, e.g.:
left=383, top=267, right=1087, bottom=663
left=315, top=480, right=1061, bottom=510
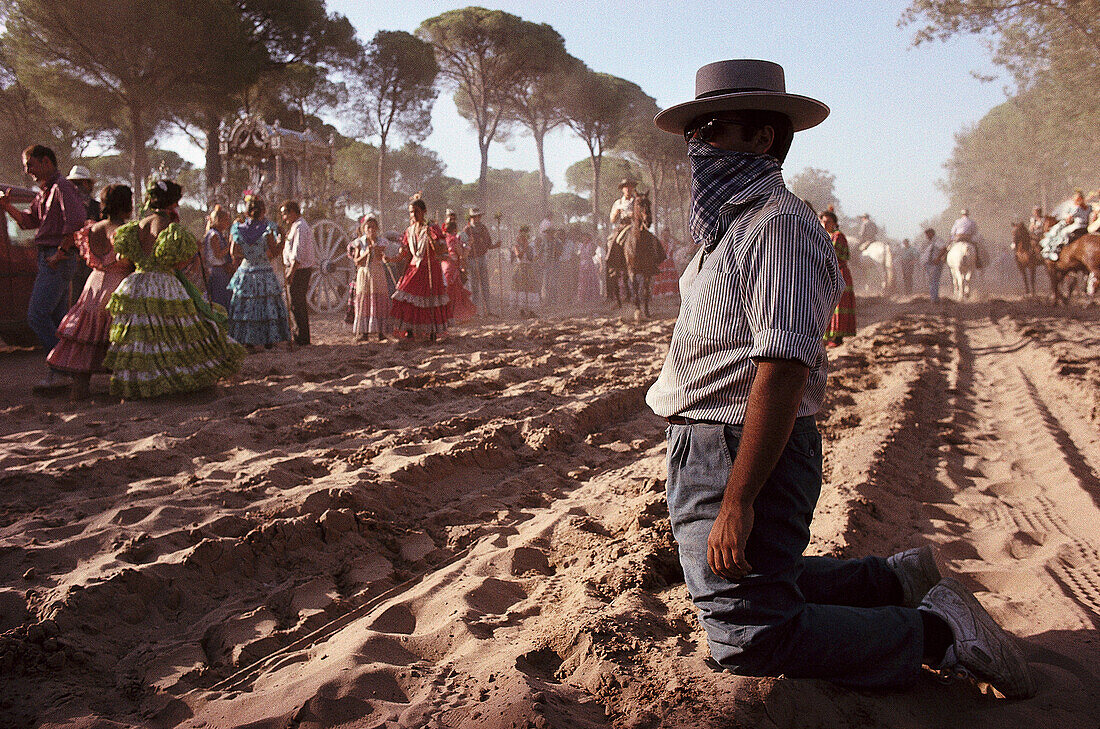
left=950, top=209, right=986, bottom=269
left=609, top=178, right=637, bottom=229
left=857, top=213, right=878, bottom=250
left=279, top=200, right=317, bottom=345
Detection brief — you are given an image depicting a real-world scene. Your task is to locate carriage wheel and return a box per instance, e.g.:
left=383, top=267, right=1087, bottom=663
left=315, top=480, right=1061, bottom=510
left=308, top=219, right=354, bottom=314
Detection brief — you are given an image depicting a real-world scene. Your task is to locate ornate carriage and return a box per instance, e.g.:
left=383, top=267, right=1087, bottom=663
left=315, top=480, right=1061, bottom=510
left=219, top=116, right=352, bottom=314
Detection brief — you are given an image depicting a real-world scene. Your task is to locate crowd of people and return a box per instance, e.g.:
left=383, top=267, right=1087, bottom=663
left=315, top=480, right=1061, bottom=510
left=1, top=144, right=326, bottom=400
left=9, top=140, right=1009, bottom=403
left=0, top=145, right=249, bottom=401
left=2, top=143, right=699, bottom=401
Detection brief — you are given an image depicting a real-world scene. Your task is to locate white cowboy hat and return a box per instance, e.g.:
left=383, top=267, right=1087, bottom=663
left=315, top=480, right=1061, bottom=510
left=654, top=59, right=829, bottom=135
left=467, top=207, right=482, bottom=218
left=66, top=165, right=93, bottom=181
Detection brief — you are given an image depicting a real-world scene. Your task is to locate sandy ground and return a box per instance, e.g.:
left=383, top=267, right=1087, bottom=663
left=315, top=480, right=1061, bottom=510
left=1, top=295, right=1098, bottom=729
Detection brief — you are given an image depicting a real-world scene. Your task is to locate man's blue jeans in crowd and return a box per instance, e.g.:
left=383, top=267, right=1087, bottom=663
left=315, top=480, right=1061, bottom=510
left=28, top=246, right=76, bottom=352
left=926, top=262, right=945, bottom=303
left=665, top=419, right=923, bottom=689
left=468, top=254, right=491, bottom=313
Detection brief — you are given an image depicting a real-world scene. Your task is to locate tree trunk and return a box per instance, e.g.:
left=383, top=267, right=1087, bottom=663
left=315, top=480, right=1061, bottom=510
left=534, top=130, right=549, bottom=221
left=376, top=133, right=388, bottom=229
left=648, top=161, right=660, bottom=237
left=204, top=111, right=222, bottom=204
left=129, top=102, right=148, bottom=212
left=673, top=164, right=689, bottom=241
left=478, top=138, right=490, bottom=212
left=590, top=152, right=602, bottom=239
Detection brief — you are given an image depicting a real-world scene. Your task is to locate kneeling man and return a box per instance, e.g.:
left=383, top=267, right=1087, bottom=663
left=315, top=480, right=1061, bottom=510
left=646, top=59, right=1034, bottom=698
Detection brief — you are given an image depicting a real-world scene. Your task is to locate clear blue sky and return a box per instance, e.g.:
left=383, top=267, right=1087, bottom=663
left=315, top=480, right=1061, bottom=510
left=188, top=1, right=1007, bottom=238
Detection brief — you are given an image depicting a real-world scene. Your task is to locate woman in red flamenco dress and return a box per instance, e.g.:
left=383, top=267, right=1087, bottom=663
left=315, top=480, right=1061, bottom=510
left=819, top=209, right=856, bottom=347
left=389, top=196, right=453, bottom=341
left=441, top=213, right=477, bottom=323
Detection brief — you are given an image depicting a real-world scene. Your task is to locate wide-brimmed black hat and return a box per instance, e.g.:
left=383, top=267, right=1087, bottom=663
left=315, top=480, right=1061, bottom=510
left=654, top=59, right=829, bottom=135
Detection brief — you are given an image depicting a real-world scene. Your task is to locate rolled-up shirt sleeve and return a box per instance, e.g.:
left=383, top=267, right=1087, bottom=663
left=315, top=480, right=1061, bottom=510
left=59, top=182, right=86, bottom=235
left=737, top=214, right=840, bottom=368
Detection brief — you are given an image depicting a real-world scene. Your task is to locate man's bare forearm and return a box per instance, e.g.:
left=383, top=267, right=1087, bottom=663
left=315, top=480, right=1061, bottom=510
left=706, top=357, right=809, bottom=579
left=721, top=358, right=809, bottom=509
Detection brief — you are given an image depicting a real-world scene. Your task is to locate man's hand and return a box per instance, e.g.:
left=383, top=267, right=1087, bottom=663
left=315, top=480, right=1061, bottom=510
left=708, top=500, right=755, bottom=579
left=45, top=249, right=67, bottom=269
left=0, top=187, right=11, bottom=211
left=705, top=358, right=809, bottom=581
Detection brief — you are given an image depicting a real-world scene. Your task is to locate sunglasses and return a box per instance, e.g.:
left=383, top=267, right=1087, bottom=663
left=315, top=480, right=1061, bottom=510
left=684, top=117, right=747, bottom=143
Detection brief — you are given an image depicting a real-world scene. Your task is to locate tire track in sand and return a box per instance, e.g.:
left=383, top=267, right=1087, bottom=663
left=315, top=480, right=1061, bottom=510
left=929, top=308, right=1100, bottom=701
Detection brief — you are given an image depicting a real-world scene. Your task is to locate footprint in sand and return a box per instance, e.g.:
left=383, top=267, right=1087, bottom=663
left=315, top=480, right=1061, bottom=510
left=370, top=604, right=417, bottom=635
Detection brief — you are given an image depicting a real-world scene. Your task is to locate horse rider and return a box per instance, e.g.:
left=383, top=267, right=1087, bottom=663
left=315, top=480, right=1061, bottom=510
left=1041, top=190, right=1089, bottom=261
left=1087, top=190, right=1100, bottom=234
left=857, top=213, right=878, bottom=251
left=950, top=209, right=986, bottom=269
left=605, top=177, right=637, bottom=302
left=610, top=177, right=638, bottom=236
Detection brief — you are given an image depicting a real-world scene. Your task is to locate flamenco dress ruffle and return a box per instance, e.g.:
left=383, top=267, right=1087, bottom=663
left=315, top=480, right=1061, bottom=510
left=390, top=258, right=452, bottom=336
left=824, top=231, right=856, bottom=342
left=227, top=260, right=291, bottom=346
left=103, top=221, right=245, bottom=398
left=441, top=256, right=476, bottom=323
left=653, top=244, right=678, bottom=297
left=47, top=224, right=131, bottom=374
left=352, top=262, right=392, bottom=335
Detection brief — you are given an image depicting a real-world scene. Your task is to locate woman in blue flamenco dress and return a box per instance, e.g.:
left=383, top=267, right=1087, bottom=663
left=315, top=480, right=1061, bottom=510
left=103, top=180, right=245, bottom=398
left=227, top=197, right=291, bottom=348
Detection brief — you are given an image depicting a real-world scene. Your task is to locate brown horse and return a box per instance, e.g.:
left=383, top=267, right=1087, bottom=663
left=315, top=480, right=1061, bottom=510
left=1042, top=215, right=1100, bottom=306
left=1011, top=221, right=1042, bottom=298
left=622, top=192, right=665, bottom=318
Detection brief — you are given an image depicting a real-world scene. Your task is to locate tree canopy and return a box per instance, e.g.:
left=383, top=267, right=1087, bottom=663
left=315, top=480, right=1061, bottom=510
left=562, top=69, right=651, bottom=235
left=418, top=7, right=567, bottom=209
left=349, top=30, right=439, bottom=226
left=1, top=2, right=699, bottom=240
left=902, top=0, right=1100, bottom=230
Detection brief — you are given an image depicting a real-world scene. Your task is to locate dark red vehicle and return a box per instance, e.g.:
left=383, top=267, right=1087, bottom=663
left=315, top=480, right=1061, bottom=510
left=0, top=184, right=39, bottom=346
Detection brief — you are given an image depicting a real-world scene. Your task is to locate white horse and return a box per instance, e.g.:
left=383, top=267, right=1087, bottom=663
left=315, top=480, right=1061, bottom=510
left=856, top=240, right=895, bottom=295
left=946, top=240, right=977, bottom=301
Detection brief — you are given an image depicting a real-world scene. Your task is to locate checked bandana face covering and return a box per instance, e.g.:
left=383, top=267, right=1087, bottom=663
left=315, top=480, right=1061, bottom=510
left=687, top=139, right=780, bottom=254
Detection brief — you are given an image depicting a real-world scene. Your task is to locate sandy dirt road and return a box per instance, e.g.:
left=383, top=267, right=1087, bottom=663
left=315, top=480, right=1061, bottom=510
left=1, top=299, right=1098, bottom=728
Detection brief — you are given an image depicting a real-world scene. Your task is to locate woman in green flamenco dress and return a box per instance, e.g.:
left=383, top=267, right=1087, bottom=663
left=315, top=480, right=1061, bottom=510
left=103, top=181, right=245, bottom=398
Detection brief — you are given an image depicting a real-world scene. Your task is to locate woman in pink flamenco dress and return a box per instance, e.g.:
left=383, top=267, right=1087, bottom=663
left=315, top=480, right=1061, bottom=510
left=441, top=214, right=477, bottom=323
left=47, top=184, right=133, bottom=400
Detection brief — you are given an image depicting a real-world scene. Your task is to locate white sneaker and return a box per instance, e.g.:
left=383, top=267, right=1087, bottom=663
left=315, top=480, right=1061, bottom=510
left=919, top=578, right=1036, bottom=699
left=887, top=545, right=941, bottom=608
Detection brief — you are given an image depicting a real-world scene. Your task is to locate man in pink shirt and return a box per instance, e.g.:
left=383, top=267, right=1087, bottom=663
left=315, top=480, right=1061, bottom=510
left=0, top=145, right=86, bottom=390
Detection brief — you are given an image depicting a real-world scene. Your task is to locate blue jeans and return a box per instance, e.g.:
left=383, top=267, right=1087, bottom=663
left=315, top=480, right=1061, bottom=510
left=926, top=262, right=944, bottom=302
left=468, top=254, right=491, bottom=313
left=28, top=247, right=76, bottom=352
left=665, top=420, right=923, bottom=689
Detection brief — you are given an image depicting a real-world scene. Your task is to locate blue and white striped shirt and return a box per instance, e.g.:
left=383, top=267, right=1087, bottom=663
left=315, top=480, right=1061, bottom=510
left=646, top=169, right=842, bottom=425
